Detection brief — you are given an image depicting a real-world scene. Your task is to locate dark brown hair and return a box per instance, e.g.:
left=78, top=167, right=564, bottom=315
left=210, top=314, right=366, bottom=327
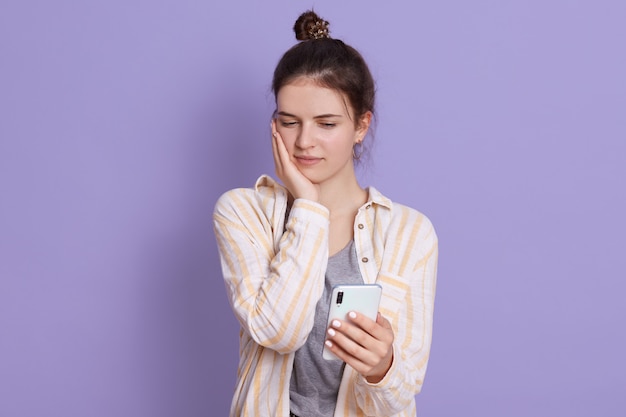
left=272, top=10, right=376, bottom=129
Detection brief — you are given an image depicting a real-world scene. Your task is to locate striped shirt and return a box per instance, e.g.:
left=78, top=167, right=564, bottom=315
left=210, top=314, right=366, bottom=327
left=213, top=175, right=438, bottom=417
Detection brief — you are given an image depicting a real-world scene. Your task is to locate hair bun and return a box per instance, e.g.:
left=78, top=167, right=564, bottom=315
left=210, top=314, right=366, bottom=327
left=293, top=10, right=330, bottom=41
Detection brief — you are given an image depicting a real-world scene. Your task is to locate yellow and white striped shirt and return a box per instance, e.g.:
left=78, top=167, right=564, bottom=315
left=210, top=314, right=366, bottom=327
left=213, top=175, right=438, bottom=417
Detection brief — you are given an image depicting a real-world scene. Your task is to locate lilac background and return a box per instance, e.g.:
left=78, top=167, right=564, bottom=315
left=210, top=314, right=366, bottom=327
left=1, top=0, right=625, bottom=416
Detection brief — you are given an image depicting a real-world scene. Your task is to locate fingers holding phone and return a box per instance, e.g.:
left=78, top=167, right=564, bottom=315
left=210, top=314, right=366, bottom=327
left=325, top=310, right=395, bottom=383
left=322, top=284, right=393, bottom=381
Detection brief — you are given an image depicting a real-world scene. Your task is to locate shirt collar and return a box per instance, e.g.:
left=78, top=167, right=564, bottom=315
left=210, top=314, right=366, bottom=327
left=366, top=186, right=393, bottom=210
left=254, top=174, right=280, bottom=191
left=254, top=174, right=392, bottom=210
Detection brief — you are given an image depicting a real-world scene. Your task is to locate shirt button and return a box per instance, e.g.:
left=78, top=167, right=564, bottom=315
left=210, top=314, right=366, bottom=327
left=358, top=224, right=364, bottom=229
left=365, top=204, right=371, bottom=209
left=361, top=257, right=369, bottom=263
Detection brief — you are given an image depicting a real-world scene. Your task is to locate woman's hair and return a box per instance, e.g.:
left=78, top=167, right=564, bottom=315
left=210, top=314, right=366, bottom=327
left=272, top=10, right=376, bottom=139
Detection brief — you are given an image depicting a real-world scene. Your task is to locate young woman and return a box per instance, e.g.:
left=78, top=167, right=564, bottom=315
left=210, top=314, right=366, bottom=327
left=213, top=10, right=438, bottom=417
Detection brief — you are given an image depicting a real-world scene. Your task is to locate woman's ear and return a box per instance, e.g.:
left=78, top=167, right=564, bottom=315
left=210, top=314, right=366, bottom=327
left=355, top=111, right=373, bottom=142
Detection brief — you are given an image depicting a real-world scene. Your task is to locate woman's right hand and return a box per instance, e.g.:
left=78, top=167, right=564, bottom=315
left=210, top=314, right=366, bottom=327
left=271, top=119, right=320, bottom=202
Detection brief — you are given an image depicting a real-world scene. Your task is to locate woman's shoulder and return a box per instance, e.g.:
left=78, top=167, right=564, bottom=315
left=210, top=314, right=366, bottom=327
left=393, top=200, right=434, bottom=228
left=369, top=186, right=437, bottom=241
left=214, top=175, right=288, bottom=219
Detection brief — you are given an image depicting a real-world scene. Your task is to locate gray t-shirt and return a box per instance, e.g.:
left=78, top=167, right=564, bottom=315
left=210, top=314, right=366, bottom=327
left=289, top=239, right=364, bottom=417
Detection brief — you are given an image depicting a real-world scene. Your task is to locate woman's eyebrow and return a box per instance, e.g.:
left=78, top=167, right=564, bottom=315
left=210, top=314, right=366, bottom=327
left=314, top=114, right=343, bottom=119
left=277, top=111, right=343, bottom=119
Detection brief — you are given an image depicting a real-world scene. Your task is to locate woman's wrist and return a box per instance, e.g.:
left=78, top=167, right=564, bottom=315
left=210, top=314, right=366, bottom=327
left=364, top=351, right=394, bottom=384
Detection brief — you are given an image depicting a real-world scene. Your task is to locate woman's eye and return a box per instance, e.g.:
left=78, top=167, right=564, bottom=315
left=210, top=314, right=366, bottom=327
left=320, top=123, right=336, bottom=128
left=280, top=121, right=298, bottom=127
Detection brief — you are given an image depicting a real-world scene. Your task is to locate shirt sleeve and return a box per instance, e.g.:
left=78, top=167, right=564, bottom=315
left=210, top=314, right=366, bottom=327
left=354, top=212, right=439, bottom=415
left=213, top=190, right=330, bottom=354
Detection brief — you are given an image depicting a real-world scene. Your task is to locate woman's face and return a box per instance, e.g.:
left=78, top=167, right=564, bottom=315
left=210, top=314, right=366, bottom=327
left=275, top=78, right=370, bottom=186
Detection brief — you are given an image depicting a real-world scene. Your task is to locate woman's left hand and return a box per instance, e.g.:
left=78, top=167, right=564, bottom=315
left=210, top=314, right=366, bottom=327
left=325, top=312, right=395, bottom=383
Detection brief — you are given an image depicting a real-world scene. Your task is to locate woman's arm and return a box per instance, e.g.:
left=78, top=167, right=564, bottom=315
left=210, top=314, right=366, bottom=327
left=213, top=190, right=330, bottom=354
left=353, top=214, right=439, bottom=415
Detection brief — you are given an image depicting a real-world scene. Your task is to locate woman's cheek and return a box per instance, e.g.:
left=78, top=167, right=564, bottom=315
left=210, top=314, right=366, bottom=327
left=279, top=133, right=296, bottom=152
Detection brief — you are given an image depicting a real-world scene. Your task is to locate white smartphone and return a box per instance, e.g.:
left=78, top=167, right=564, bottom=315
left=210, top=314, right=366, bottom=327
left=322, top=283, right=382, bottom=360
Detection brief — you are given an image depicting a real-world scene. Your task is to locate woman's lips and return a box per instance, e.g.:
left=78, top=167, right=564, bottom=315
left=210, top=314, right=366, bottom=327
left=295, top=156, right=322, bottom=166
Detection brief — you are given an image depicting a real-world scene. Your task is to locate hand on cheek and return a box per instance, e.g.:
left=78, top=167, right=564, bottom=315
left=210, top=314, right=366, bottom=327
left=325, top=311, right=394, bottom=383
left=271, top=119, right=320, bottom=202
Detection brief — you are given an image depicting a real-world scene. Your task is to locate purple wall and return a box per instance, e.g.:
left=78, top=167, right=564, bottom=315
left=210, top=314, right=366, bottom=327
left=1, top=1, right=624, bottom=416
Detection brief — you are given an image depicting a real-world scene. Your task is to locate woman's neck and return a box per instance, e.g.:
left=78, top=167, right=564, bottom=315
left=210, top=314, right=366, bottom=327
left=317, top=175, right=368, bottom=216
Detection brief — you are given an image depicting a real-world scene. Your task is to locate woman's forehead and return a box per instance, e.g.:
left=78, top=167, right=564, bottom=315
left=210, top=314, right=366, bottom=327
left=277, top=79, right=352, bottom=117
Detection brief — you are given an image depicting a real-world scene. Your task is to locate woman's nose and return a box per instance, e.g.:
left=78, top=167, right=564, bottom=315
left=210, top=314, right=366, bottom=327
left=295, top=124, right=315, bottom=148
